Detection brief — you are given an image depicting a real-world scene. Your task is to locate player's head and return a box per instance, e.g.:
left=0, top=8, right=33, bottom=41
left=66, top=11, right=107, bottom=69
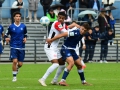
left=108, top=29, right=113, bottom=35
left=13, top=11, right=21, bottom=22
left=94, top=26, right=99, bottom=31
left=58, top=12, right=67, bottom=23
left=80, top=23, right=90, bottom=35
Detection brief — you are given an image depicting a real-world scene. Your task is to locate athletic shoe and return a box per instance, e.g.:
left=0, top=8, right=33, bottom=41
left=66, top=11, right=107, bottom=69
left=51, top=80, right=58, bottom=85
left=59, top=81, right=68, bottom=86
left=12, top=77, right=17, bottom=82
left=38, top=79, right=47, bottom=86
left=82, top=64, right=86, bottom=70
left=99, top=60, right=103, bottom=63
left=104, top=60, right=108, bottom=63
left=82, top=82, right=92, bottom=86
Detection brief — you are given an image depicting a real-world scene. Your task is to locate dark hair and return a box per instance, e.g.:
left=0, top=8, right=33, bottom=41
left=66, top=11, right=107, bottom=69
left=82, top=23, right=90, bottom=30
left=58, top=12, right=67, bottom=18
left=108, top=29, right=113, bottom=32
left=95, top=25, right=99, bottom=28
left=13, top=11, right=21, bottom=17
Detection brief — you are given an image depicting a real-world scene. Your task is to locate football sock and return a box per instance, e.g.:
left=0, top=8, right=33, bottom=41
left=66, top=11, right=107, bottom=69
left=12, top=71, right=17, bottom=77
left=78, top=69, right=85, bottom=83
left=41, top=63, right=59, bottom=80
left=81, top=60, right=85, bottom=66
left=61, top=68, right=69, bottom=81
left=53, top=65, right=65, bottom=82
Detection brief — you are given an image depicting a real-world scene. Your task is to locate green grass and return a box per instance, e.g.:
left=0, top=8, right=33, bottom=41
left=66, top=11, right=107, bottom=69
left=0, top=63, right=120, bottom=90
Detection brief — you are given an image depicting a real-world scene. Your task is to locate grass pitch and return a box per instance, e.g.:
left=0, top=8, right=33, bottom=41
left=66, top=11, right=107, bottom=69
left=0, top=63, right=120, bottom=90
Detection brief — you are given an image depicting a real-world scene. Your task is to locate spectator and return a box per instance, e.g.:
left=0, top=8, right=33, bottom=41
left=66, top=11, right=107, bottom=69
left=102, top=0, right=115, bottom=14
left=79, top=0, right=89, bottom=8
left=98, top=9, right=109, bottom=34
left=107, top=13, right=115, bottom=45
left=82, top=14, right=95, bottom=27
left=89, top=0, right=100, bottom=11
left=99, top=29, right=114, bottom=63
left=0, top=0, right=5, bottom=7
left=47, top=8, right=57, bottom=34
left=28, top=0, right=39, bottom=22
left=11, top=0, right=24, bottom=23
left=54, top=6, right=61, bottom=16
left=66, top=0, right=76, bottom=18
left=40, top=0, right=53, bottom=16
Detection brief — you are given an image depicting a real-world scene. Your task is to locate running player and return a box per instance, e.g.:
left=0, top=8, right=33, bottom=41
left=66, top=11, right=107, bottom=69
left=4, top=12, right=27, bottom=82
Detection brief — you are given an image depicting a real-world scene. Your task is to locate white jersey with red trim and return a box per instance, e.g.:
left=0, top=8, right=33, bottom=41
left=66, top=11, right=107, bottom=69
left=44, top=21, right=67, bottom=49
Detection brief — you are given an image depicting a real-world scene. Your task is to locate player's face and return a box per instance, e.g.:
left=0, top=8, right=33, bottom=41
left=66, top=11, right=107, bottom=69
left=14, top=14, right=21, bottom=22
left=80, top=26, right=86, bottom=35
left=58, top=15, right=65, bottom=23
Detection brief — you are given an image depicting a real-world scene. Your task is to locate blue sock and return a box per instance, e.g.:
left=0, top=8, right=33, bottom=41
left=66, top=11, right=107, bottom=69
left=78, top=70, right=85, bottom=82
left=62, top=68, right=69, bottom=80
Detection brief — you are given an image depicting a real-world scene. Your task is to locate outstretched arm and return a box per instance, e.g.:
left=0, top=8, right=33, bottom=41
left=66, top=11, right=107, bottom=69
left=46, top=32, right=68, bottom=45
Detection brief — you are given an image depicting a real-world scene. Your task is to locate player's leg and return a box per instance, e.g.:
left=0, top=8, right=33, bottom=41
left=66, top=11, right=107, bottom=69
left=12, top=58, right=18, bottom=82
left=51, top=57, right=65, bottom=85
left=74, top=58, right=92, bottom=85
left=38, top=48, right=59, bottom=86
left=10, top=48, right=18, bottom=82
left=17, top=49, right=25, bottom=74
left=59, top=48, right=74, bottom=86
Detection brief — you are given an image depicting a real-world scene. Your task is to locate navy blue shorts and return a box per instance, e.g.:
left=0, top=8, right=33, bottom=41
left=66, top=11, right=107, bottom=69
left=60, top=46, right=79, bottom=61
left=10, top=48, right=25, bottom=62
left=0, top=43, right=3, bottom=54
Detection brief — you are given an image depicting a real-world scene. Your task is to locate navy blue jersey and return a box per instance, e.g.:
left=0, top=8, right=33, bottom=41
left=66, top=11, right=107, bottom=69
left=5, top=23, right=27, bottom=48
left=63, top=29, right=83, bottom=48
left=92, top=29, right=100, bottom=40
left=0, top=25, right=4, bottom=41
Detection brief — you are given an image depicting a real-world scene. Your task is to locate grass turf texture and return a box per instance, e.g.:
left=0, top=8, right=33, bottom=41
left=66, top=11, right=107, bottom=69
left=0, top=63, right=120, bottom=90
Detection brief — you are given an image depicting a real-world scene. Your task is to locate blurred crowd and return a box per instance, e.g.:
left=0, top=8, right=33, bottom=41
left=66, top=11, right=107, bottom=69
left=0, top=0, right=117, bottom=63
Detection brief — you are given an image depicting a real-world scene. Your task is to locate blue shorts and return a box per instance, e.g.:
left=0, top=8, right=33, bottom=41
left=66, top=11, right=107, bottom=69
left=0, top=43, right=3, bottom=54
left=60, top=46, right=79, bottom=61
left=10, top=48, right=25, bottom=62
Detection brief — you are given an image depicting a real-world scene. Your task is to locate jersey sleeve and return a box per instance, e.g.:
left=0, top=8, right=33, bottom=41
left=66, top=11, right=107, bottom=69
left=24, top=26, right=28, bottom=38
left=54, top=22, right=67, bottom=33
left=68, top=30, right=79, bottom=37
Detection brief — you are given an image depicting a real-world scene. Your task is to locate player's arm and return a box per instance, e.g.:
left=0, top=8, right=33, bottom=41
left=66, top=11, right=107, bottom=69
left=68, top=22, right=81, bottom=29
left=4, top=27, right=10, bottom=43
left=81, top=37, right=86, bottom=50
left=23, top=26, right=28, bottom=43
left=46, top=32, right=68, bottom=45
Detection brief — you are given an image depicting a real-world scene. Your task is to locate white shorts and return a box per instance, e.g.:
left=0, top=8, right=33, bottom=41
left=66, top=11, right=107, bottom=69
left=44, top=48, right=62, bottom=61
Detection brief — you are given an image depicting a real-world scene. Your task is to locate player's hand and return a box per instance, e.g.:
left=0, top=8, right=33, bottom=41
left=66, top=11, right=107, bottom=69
left=82, top=45, right=86, bottom=50
left=5, top=38, right=10, bottom=43
left=23, top=38, right=27, bottom=43
left=46, top=39, right=52, bottom=45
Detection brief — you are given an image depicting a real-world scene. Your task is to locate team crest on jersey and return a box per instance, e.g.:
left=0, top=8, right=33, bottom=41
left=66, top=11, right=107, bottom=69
left=69, top=32, right=74, bottom=36
left=58, top=24, right=63, bottom=28
left=21, top=28, right=23, bottom=30
left=13, top=28, right=15, bottom=30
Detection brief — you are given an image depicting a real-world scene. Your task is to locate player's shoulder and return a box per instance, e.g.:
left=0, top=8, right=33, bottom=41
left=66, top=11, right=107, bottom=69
left=20, top=23, right=26, bottom=26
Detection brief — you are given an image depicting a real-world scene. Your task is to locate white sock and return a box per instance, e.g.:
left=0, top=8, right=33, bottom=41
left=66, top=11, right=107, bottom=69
left=12, top=71, right=17, bottom=77
left=41, top=63, right=59, bottom=81
left=53, top=65, right=65, bottom=82
left=81, top=60, right=85, bottom=66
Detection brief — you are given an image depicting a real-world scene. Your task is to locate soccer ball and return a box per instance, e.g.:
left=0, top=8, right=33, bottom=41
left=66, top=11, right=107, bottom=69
left=40, top=16, right=50, bottom=26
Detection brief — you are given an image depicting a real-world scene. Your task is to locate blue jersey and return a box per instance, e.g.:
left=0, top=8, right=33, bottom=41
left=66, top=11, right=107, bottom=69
left=5, top=23, right=27, bottom=48
left=64, top=29, right=83, bottom=48
left=0, top=25, right=4, bottom=41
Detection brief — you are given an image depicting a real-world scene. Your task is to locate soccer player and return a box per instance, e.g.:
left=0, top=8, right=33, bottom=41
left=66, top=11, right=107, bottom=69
left=0, top=24, right=4, bottom=57
left=4, top=12, right=27, bottom=82
left=38, top=12, right=83, bottom=86
left=46, top=23, right=91, bottom=86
